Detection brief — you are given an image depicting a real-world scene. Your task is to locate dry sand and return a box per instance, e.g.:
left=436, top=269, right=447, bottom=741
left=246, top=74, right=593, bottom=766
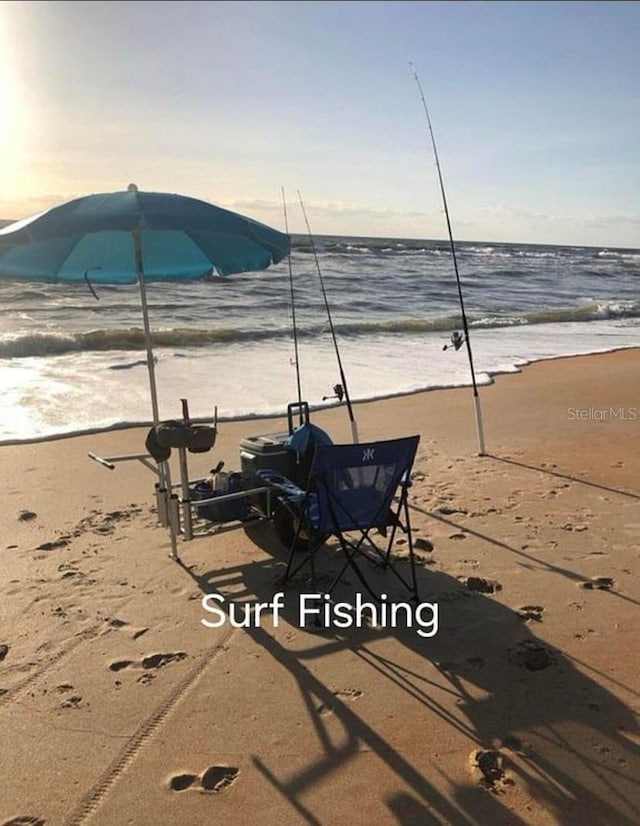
left=0, top=349, right=639, bottom=825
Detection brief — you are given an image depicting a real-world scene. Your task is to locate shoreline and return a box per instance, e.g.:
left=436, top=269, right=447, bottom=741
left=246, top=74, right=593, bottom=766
left=3, top=342, right=639, bottom=448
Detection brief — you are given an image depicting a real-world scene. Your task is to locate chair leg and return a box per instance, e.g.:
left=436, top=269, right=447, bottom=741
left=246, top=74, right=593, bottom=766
left=385, top=494, right=407, bottom=564
left=283, top=507, right=303, bottom=585
left=282, top=515, right=323, bottom=593
left=281, top=489, right=419, bottom=603
left=402, top=497, right=420, bottom=602
left=384, top=517, right=400, bottom=566
left=331, top=535, right=383, bottom=602
left=370, top=493, right=420, bottom=602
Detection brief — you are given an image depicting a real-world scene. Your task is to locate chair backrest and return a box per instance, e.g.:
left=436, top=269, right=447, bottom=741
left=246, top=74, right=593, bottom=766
left=309, top=435, right=420, bottom=533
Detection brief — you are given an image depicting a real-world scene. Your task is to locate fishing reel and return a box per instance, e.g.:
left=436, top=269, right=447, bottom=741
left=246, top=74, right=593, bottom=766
left=322, top=383, right=345, bottom=402
left=443, top=331, right=466, bottom=352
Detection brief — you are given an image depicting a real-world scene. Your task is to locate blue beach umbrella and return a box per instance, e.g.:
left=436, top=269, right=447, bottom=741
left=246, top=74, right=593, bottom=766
left=0, top=185, right=290, bottom=424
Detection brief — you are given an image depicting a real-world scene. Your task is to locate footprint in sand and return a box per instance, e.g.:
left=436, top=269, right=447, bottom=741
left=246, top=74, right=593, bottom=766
left=459, top=576, right=502, bottom=594
left=2, top=818, right=46, bottom=826
left=136, top=673, right=156, bottom=685
left=200, top=765, right=240, bottom=793
left=141, top=653, right=187, bottom=669
left=169, top=773, right=198, bottom=792
left=561, top=518, right=590, bottom=532
left=414, top=537, right=434, bottom=553
left=517, top=605, right=544, bottom=623
left=580, top=576, right=615, bottom=591
left=510, top=641, right=555, bottom=671
left=317, top=688, right=363, bottom=717
left=468, top=749, right=515, bottom=792
left=109, top=652, right=187, bottom=673
left=72, top=507, right=143, bottom=538
left=60, top=695, right=83, bottom=709
left=104, top=617, right=149, bottom=640
left=168, top=765, right=239, bottom=794
left=36, top=537, right=70, bottom=551
left=438, top=506, right=468, bottom=516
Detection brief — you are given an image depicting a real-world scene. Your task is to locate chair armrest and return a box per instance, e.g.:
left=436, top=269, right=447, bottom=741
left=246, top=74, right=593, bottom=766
left=255, top=469, right=305, bottom=500
left=256, top=469, right=321, bottom=530
left=399, top=471, right=413, bottom=488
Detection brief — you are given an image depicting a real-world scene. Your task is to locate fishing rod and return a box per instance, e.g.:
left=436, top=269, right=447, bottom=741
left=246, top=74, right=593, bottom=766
left=281, top=187, right=304, bottom=425
left=297, top=190, right=359, bottom=443
left=410, top=62, right=486, bottom=456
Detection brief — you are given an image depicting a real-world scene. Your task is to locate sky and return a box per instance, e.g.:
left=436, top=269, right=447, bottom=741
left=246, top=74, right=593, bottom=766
left=1, top=0, right=639, bottom=248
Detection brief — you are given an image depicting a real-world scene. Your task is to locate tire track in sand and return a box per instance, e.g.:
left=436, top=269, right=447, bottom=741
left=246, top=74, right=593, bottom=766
left=63, top=626, right=238, bottom=826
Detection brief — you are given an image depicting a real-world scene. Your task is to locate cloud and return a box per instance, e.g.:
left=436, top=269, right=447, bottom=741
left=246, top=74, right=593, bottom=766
left=223, top=196, right=433, bottom=222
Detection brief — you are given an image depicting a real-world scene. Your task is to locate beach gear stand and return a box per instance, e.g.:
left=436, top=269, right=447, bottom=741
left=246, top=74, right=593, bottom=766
left=257, top=435, right=421, bottom=604
left=89, top=398, right=275, bottom=560
left=87, top=398, right=218, bottom=558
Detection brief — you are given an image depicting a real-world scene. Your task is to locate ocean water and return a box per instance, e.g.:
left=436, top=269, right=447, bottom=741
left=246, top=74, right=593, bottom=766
left=0, top=234, right=639, bottom=443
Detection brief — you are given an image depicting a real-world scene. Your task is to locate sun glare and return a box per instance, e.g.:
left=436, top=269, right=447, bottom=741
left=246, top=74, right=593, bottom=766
left=0, top=7, right=30, bottom=207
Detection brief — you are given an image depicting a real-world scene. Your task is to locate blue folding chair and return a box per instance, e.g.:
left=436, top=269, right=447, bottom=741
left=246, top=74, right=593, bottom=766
left=257, top=435, right=421, bottom=601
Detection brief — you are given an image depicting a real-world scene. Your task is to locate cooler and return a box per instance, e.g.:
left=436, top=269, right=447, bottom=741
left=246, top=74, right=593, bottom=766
left=239, top=431, right=300, bottom=488
left=238, top=404, right=319, bottom=513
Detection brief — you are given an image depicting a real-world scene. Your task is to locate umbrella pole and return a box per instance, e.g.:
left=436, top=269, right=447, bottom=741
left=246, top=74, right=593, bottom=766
left=132, top=227, right=178, bottom=557
left=132, top=227, right=160, bottom=425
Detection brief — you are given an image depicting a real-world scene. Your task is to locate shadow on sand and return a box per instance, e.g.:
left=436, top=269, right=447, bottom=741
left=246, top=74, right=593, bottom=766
left=176, top=514, right=640, bottom=826
left=486, top=453, right=640, bottom=501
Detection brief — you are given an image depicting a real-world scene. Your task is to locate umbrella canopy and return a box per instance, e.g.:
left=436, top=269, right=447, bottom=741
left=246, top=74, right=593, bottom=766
left=0, top=186, right=290, bottom=282
left=0, top=185, right=291, bottom=425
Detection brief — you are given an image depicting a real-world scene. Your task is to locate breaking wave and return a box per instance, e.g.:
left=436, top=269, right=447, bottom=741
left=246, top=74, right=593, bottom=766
left=2, top=299, right=638, bottom=358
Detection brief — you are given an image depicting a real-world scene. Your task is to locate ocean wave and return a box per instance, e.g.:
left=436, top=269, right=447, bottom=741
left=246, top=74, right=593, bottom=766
left=287, top=235, right=638, bottom=262
left=2, top=299, right=639, bottom=358
left=0, top=326, right=295, bottom=357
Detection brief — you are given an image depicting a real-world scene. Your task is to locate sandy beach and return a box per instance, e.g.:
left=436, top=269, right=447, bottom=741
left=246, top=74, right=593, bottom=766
left=1, top=348, right=639, bottom=826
